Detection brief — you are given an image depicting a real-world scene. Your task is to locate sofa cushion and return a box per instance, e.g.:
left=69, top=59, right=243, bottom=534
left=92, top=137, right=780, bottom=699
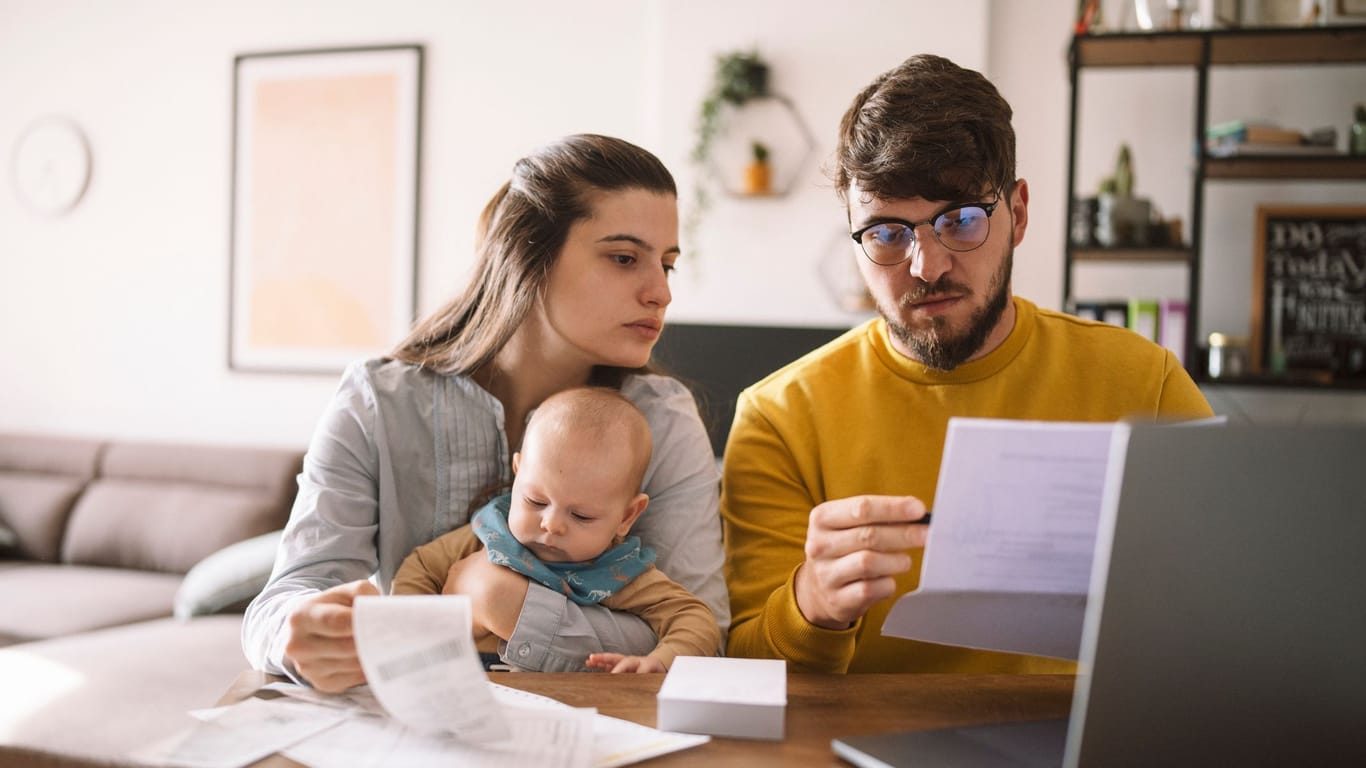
left=62, top=481, right=287, bottom=574
left=99, top=441, right=301, bottom=505
left=0, top=563, right=181, bottom=646
left=174, top=529, right=283, bottom=619
left=0, top=615, right=247, bottom=763
left=0, top=433, right=102, bottom=564
left=0, top=475, right=88, bottom=563
left=59, top=441, right=302, bottom=574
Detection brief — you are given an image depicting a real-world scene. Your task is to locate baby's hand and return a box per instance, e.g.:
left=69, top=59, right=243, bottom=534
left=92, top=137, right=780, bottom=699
left=586, top=652, right=666, bottom=674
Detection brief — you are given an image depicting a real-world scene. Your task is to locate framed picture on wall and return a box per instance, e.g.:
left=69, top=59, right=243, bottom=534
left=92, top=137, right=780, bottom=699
left=1251, top=205, right=1366, bottom=383
left=229, top=45, right=422, bottom=373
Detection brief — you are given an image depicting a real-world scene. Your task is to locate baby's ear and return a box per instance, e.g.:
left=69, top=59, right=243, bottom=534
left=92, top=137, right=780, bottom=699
left=512, top=452, right=521, bottom=473
left=616, top=493, right=649, bottom=537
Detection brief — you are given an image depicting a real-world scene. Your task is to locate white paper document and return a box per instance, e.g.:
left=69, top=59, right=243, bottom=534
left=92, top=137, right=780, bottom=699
left=282, top=700, right=596, bottom=768
left=129, top=697, right=348, bottom=768
left=134, top=595, right=708, bottom=768
left=882, top=418, right=1118, bottom=660
left=351, top=594, right=510, bottom=741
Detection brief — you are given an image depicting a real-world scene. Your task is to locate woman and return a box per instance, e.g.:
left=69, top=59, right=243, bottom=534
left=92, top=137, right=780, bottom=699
left=242, top=134, right=727, bottom=692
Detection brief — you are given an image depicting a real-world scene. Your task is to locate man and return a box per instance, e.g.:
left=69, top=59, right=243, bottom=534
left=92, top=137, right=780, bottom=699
left=720, top=54, right=1212, bottom=674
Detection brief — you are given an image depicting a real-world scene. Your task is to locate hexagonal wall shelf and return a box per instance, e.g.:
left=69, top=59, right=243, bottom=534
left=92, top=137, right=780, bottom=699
left=817, top=228, right=877, bottom=315
left=704, top=94, right=816, bottom=199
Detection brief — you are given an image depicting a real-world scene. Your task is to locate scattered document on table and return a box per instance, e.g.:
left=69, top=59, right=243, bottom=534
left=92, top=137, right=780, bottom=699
left=593, top=713, right=711, bottom=768
left=132, top=593, right=709, bottom=768
left=282, top=701, right=596, bottom=768
left=128, top=697, right=347, bottom=768
left=882, top=418, right=1118, bottom=660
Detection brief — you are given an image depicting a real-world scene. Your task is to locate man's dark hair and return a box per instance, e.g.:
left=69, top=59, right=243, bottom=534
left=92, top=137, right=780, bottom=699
left=834, top=54, right=1015, bottom=205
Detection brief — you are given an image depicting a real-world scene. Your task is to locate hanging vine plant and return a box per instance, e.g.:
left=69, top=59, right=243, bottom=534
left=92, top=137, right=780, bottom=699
left=685, top=49, right=772, bottom=246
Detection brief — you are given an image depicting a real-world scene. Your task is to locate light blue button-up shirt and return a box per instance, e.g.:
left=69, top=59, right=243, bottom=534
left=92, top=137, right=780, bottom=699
left=243, top=358, right=728, bottom=674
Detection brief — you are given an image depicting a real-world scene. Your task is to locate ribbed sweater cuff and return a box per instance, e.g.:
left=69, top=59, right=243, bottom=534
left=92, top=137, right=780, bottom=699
left=762, top=568, right=858, bottom=673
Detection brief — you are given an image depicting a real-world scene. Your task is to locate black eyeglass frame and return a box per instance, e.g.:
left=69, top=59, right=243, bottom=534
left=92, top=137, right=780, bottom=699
left=850, top=196, right=1003, bottom=266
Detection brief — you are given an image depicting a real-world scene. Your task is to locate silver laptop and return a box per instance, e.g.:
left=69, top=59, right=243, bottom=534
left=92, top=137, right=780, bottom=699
left=834, top=423, right=1366, bottom=767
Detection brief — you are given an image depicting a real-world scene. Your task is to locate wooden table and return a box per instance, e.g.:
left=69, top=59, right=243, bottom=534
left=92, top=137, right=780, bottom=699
left=224, top=670, right=1074, bottom=767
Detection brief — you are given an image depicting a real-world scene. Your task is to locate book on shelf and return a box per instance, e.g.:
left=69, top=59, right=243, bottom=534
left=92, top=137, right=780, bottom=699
left=1207, top=141, right=1338, bottom=158
left=1072, top=300, right=1129, bottom=328
left=1072, top=298, right=1184, bottom=362
left=1206, top=120, right=1305, bottom=146
left=1159, top=299, right=1188, bottom=367
left=1127, top=298, right=1160, bottom=343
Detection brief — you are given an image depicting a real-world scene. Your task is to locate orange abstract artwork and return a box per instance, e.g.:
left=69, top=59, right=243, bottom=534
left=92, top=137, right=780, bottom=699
left=230, top=46, right=420, bottom=372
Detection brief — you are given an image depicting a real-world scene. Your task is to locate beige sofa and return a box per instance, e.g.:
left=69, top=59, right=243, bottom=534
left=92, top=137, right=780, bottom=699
left=0, top=432, right=303, bottom=766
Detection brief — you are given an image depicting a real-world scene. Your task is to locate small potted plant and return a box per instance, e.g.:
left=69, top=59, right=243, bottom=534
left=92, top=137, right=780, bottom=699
left=692, top=50, right=770, bottom=168
left=686, top=49, right=772, bottom=240
left=743, top=140, right=771, bottom=195
left=1095, top=143, right=1151, bottom=247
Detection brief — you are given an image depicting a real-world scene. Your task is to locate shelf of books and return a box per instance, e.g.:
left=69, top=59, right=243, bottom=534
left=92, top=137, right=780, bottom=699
left=1072, top=298, right=1189, bottom=368
left=1204, top=119, right=1366, bottom=178
left=1070, top=299, right=1366, bottom=390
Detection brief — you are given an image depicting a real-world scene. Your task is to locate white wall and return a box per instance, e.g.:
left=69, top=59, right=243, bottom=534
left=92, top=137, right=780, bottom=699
left=2, top=0, right=1362, bottom=447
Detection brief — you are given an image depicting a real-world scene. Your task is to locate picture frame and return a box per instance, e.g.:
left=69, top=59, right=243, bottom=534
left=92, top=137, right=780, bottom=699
left=1251, top=205, right=1366, bottom=382
left=229, top=45, right=422, bottom=373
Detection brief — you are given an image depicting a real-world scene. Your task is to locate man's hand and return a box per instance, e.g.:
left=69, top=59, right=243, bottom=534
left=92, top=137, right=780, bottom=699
left=585, top=652, right=666, bottom=674
left=283, top=579, right=379, bottom=693
left=794, top=495, right=929, bottom=630
left=443, top=552, right=529, bottom=641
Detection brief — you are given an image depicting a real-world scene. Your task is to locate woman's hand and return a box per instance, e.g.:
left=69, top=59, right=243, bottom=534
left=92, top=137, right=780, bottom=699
left=443, top=553, right=530, bottom=641
left=586, top=652, right=666, bottom=674
left=283, top=579, right=379, bottom=693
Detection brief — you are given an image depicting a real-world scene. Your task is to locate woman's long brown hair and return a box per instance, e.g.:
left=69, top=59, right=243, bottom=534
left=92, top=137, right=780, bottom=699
left=391, top=134, right=677, bottom=386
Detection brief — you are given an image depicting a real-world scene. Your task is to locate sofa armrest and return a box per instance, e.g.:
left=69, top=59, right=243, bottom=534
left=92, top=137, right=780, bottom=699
left=173, top=530, right=282, bottom=619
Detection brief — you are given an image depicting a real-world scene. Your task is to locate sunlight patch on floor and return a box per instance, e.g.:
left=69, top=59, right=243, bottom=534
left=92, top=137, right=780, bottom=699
left=0, top=651, right=85, bottom=739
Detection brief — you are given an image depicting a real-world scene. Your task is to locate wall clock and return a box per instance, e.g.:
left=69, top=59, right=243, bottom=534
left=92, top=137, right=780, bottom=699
left=11, top=116, right=92, bottom=215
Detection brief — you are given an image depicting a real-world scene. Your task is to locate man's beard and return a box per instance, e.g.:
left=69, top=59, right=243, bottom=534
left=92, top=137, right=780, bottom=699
left=881, top=244, right=1012, bottom=371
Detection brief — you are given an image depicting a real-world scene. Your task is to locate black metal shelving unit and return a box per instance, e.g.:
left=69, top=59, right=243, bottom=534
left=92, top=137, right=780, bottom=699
left=1063, top=25, right=1366, bottom=389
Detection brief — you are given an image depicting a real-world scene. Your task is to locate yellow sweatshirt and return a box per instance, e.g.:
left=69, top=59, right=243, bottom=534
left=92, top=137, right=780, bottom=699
left=721, top=297, right=1213, bottom=673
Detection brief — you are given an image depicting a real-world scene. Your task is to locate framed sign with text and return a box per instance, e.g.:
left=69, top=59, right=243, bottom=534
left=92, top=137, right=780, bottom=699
left=1251, top=205, right=1366, bottom=382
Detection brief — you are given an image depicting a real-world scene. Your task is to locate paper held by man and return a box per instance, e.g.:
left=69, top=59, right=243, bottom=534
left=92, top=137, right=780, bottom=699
left=882, top=418, right=1122, bottom=661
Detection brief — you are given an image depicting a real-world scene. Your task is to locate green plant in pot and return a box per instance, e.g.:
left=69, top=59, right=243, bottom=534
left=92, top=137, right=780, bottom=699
left=686, top=50, right=771, bottom=242
left=1095, top=143, right=1150, bottom=247
left=744, top=140, right=772, bottom=195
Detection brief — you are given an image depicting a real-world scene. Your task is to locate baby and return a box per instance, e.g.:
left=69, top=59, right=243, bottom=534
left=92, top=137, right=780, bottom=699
left=392, top=386, right=720, bottom=672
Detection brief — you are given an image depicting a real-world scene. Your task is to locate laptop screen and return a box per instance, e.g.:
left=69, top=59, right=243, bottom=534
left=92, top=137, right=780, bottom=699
left=1067, top=422, right=1366, bottom=766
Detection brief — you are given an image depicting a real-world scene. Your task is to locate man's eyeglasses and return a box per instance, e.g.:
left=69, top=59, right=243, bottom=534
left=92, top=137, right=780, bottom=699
left=850, top=197, right=1002, bottom=266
